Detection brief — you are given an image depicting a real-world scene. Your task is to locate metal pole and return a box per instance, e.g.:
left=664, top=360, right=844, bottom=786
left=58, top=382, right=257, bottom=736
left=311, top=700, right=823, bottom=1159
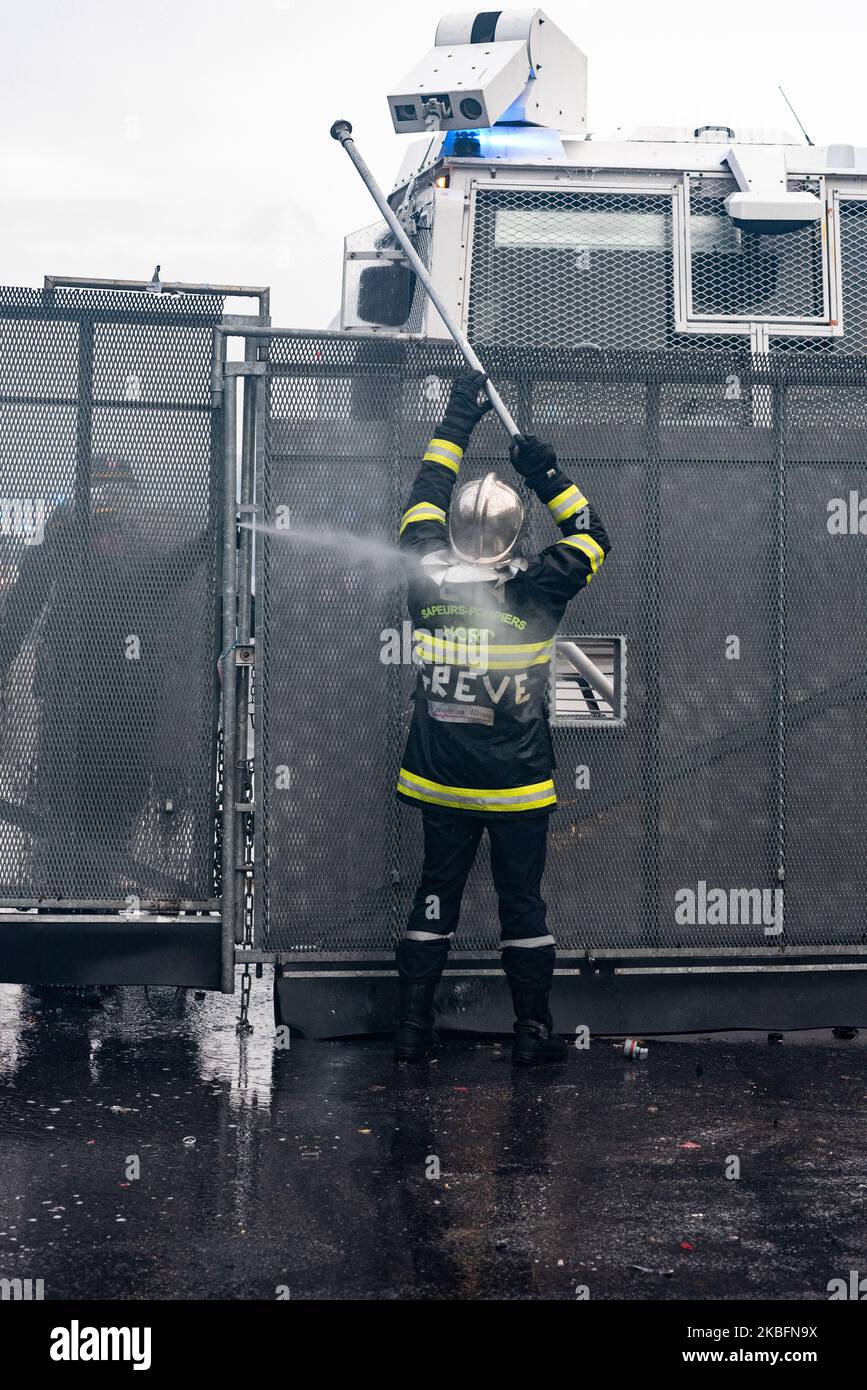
left=559, top=642, right=616, bottom=707
left=330, top=119, right=522, bottom=442
left=220, top=376, right=239, bottom=992
left=71, top=318, right=95, bottom=874
left=642, top=382, right=661, bottom=950
left=250, top=360, right=270, bottom=955
left=773, top=381, right=787, bottom=936
left=233, top=345, right=258, bottom=947
left=237, top=346, right=257, bottom=642
left=44, top=274, right=270, bottom=318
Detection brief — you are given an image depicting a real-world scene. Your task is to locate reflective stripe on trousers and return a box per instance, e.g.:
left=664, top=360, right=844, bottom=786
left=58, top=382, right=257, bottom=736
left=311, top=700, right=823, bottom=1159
left=396, top=807, right=555, bottom=988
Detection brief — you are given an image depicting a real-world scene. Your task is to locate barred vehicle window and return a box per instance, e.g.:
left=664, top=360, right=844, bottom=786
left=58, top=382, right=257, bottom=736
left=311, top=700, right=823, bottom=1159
left=468, top=187, right=674, bottom=350
left=687, top=175, right=826, bottom=321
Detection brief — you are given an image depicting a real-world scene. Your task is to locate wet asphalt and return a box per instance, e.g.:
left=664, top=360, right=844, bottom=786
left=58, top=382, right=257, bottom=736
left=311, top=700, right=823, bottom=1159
left=0, top=971, right=865, bottom=1301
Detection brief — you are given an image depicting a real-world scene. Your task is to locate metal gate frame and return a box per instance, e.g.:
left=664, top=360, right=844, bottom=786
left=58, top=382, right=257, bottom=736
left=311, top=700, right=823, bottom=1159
left=6, top=293, right=861, bottom=1019
left=232, top=329, right=867, bottom=1032
left=213, top=327, right=269, bottom=991
left=0, top=276, right=269, bottom=992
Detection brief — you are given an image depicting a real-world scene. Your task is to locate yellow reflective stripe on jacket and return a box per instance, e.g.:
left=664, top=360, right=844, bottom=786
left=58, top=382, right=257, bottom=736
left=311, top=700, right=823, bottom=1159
left=547, top=485, right=589, bottom=523
left=413, top=633, right=554, bottom=670
left=422, top=437, right=463, bottom=474
left=397, top=767, right=557, bottom=812
left=399, top=502, right=447, bottom=535
left=558, top=532, right=606, bottom=573
left=413, top=649, right=554, bottom=671
left=414, top=632, right=552, bottom=656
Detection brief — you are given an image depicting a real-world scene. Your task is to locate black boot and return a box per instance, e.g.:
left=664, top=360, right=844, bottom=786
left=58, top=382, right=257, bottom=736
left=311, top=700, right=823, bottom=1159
left=510, top=986, right=569, bottom=1066
left=394, top=980, right=440, bottom=1064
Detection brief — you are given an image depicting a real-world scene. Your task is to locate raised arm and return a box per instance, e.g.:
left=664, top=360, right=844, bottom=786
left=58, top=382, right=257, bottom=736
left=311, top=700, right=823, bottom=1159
left=398, top=369, right=492, bottom=557
left=510, top=435, right=611, bottom=608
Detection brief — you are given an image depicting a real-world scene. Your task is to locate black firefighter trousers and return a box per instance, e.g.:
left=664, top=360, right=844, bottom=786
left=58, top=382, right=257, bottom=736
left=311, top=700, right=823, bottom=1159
left=396, top=807, right=555, bottom=990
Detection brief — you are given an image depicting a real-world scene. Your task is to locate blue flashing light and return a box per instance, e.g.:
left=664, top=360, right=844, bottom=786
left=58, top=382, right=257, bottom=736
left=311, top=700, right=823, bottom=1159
left=441, top=126, right=565, bottom=162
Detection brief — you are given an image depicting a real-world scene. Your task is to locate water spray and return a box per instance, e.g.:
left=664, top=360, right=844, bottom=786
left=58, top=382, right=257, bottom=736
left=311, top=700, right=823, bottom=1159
left=239, top=518, right=426, bottom=580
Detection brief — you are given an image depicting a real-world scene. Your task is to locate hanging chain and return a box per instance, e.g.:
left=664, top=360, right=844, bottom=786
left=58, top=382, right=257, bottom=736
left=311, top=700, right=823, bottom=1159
left=236, top=963, right=253, bottom=1035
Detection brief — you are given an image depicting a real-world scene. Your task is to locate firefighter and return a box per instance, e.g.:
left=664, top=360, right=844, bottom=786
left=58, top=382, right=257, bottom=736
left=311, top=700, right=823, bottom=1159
left=394, top=370, right=611, bottom=1066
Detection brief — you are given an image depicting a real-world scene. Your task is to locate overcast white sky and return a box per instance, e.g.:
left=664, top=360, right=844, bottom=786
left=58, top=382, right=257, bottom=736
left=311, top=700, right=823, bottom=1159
left=1, top=0, right=864, bottom=326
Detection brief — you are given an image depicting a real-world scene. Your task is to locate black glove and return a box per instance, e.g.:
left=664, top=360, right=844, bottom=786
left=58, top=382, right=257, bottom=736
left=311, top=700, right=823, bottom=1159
left=510, top=434, right=557, bottom=484
left=436, top=369, right=493, bottom=449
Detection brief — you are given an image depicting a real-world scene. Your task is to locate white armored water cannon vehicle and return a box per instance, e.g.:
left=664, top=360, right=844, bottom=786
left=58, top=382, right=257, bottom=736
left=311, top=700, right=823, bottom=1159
left=339, top=8, right=867, bottom=357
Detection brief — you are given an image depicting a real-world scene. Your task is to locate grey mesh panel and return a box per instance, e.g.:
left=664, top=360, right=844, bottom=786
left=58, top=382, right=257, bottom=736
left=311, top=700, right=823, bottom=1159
left=256, top=339, right=867, bottom=954
left=0, top=287, right=223, bottom=906
left=468, top=188, right=675, bottom=350
left=688, top=176, right=825, bottom=320
left=467, top=183, right=867, bottom=357
left=835, top=202, right=867, bottom=355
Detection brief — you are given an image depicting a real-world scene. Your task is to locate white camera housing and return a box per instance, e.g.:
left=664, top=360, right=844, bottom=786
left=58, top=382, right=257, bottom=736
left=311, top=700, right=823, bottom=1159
left=387, top=9, right=587, bottom=135
left=723, top=145, right=823, bottom=234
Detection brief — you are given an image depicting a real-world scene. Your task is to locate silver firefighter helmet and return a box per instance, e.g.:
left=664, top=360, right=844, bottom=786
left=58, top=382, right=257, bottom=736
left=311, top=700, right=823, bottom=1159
left=448, top=471, right=525, bottom=565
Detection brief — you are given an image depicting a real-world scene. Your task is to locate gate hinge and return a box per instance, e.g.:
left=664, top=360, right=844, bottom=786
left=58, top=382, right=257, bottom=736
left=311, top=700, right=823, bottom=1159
left=346, top=249, right=409, bottom=263
left=224, top=360, right=267, bottom=377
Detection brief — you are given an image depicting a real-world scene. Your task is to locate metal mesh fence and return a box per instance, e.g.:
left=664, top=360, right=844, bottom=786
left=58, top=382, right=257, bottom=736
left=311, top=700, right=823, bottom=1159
left=466, top=183, right=867, bottom=356
left=257, top=337, right=867, bottom=954
left=837, top=200, right=867, bottom=354
left=772, top=201, right=867, bottom=354
left=0, top=287, right=224, bottom=906
left=468, top=187, right=675, bottom=350
left=687, top=176, right=825, bottom=320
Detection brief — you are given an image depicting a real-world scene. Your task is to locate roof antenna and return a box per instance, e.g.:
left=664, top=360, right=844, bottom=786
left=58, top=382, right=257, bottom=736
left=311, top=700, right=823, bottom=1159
left=778, top=86, right=814, bottom=146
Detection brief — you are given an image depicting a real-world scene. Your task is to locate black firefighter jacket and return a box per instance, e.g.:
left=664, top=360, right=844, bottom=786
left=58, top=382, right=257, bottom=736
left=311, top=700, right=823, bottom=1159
left=396, top=433, right=611, bottom=817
